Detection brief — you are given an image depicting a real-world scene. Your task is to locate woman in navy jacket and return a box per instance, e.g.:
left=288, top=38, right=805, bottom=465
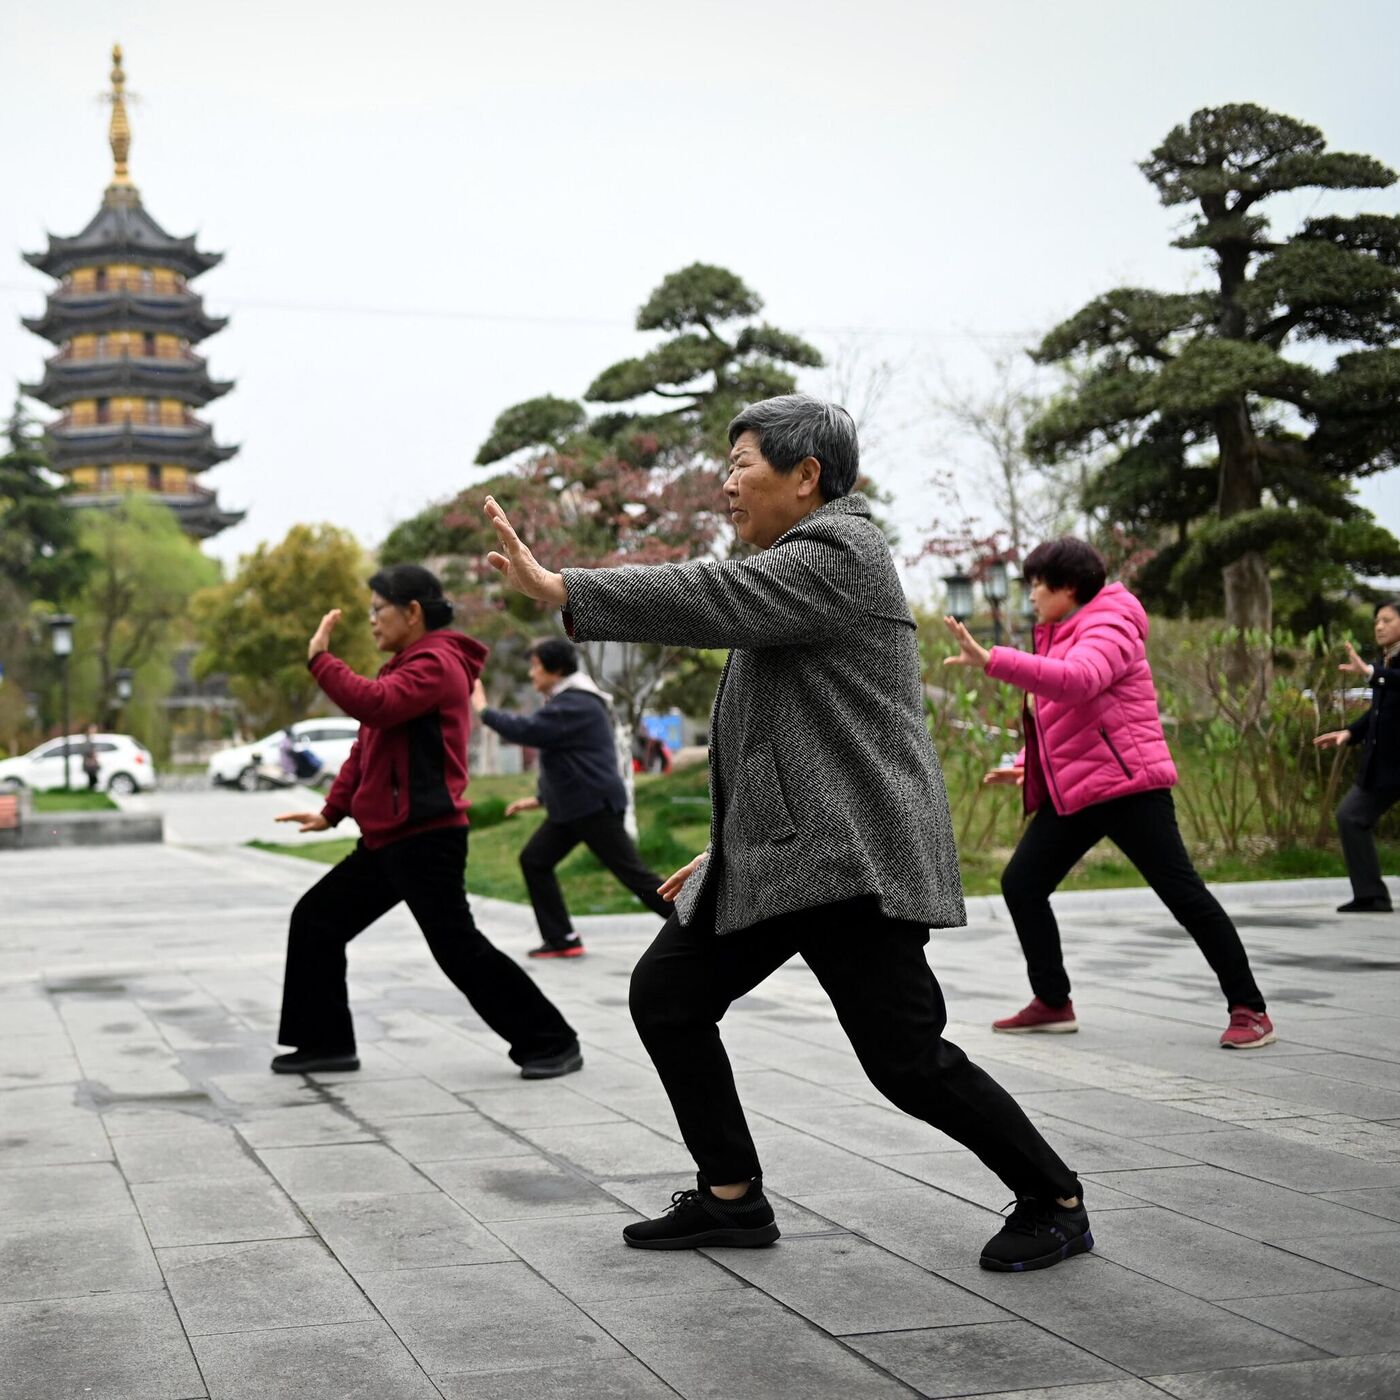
left=1315, top=600, right=1400, bottom=913
left=474, top=637, right=669, bottom=958
left=271, top=565, right=581, bottom=1077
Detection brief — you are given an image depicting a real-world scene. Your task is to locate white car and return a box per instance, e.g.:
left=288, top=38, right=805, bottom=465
left=208, top=718, right=361, bottom=792
left=0, top=733, right=157, bottom=795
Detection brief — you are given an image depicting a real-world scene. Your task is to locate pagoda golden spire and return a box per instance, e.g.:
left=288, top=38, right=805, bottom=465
left=104, top=43, right=137, bottom=204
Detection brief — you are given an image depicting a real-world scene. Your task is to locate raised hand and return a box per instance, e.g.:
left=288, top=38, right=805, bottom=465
left=483, top=496, right=568, bottom=606
left=275, top=810, right=330, bottom=833
left=1339, top=641, right=1373, bottom=678
left=308, top=609, right=342, bottom=661
left=471, top=678, right=488, bottom=714
left=942, top=615, right=990, bottom=670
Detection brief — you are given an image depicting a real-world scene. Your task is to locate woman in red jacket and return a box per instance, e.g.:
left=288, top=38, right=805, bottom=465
left=944, top=538, right=1274, bottom=1050
left=271, top=564, right=581, bottom=1079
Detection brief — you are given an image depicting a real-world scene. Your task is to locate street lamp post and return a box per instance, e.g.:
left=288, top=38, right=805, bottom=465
left=47, top=614, right=75, bottom=790
left=983, top=559, right=1009, bottom=648
left=943, top=572, right=974, bottom=623
left=113, top=667, right=134, bottom=726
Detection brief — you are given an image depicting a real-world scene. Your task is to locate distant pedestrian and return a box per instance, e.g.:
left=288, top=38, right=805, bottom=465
left=1314, top=600, right=1400, bottom=914
left=472, top=637, right=669, bottom=958
left=80, top=724, right=101, bottom=792
left=485, top=394, right=1094, bottom=1275
left=270, top=564, right=582, bottom=1080
left=945, top=537, right=1275, bottom=1050
left=277, top=728, right=299, bottom=783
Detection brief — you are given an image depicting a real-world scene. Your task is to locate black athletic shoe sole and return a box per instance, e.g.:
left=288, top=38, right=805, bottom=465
left=519, top=1050, right=584, bottom=1080
left=624, top=1222, right=781, bottom=1250
left=980, top=1229, right=1094, bottom=1272
left=270, top=1054, right=360, bottom=1075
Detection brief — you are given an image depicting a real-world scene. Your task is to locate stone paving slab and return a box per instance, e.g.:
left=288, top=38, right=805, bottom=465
left=0, top=829, right=1397, bottom=1396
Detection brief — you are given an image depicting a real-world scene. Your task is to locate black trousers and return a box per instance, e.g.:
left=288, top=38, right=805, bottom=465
left=1337, top=783, right=1400, bottom=902
left=520, top=809, right=670, bottom=944
left=629, top=894, right=1082, bottom=1202
left=1001, top=789, right=1266, bottom=1012
left=277, top=826, right=577, bottom=1065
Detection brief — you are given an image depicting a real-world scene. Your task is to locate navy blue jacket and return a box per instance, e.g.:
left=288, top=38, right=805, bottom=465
left=1347, top=655, right=1400, bottom=791
left=481, top=688, right=628, bottom=823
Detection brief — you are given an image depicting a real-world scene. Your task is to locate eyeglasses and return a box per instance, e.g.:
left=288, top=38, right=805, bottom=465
left=368, top=602, right=400, bottom=620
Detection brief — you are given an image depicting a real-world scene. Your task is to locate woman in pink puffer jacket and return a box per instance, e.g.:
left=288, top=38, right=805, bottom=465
left=944, top=538, right=1274, bottom=1050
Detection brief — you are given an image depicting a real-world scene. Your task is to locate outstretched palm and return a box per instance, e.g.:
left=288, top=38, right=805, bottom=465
left=484, top=497, right=567, bottom=606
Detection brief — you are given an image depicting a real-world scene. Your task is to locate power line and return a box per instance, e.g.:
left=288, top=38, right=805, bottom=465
left=0, top=280, right=1034, bottom=344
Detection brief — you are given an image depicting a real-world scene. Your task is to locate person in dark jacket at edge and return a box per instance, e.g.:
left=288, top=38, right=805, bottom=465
left=1315, top=599, right=1400, bottom=913
left=270, top=564, right=582, bottom=1080
left=471, top=636, right=670, bottom=959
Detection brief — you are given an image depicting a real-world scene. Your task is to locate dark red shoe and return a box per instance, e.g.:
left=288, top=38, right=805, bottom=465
left=1220, top=1006, right=1275, bottom=1049
left=528, top=938, right=585, bottom=959
left=992, top=997, right=1078, bottom=1034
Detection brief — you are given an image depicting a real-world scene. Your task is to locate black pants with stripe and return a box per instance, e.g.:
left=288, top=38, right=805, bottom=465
left=277, top=826, right=577, bottom=1064
left=1001, top=790, right=1266, bottom=1012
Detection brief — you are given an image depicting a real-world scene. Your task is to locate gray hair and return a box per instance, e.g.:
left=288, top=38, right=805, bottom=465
left=727, top=394, right=859, bottom=502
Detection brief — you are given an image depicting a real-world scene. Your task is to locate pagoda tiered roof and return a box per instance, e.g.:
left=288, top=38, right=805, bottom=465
left=46, top=419, right=239, bottom=474
left=64, top=485, right=245, bottom=539
left=22, top=289, right=228, bottom=345
left=23, top=353, right=233, bottom=409
left=23, top=197, right=221, bottom=281
left=19, top=45, right=243, bottom=541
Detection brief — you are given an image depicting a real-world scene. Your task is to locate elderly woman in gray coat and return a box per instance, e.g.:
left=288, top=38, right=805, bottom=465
left=485, top=395, right=1091, bottom=1274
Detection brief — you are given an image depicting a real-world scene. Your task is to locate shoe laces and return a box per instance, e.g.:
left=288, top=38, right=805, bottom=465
left=999, top=1198, right=1062, bottom=1236
left=665, top=1189, right=702, bottom=1216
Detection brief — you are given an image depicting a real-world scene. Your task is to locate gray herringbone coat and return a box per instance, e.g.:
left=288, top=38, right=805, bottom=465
left=562, top=493, right=966, bottom=936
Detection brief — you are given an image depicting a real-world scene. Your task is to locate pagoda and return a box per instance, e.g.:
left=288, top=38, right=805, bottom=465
left=21, top=45, right=243, bottom=539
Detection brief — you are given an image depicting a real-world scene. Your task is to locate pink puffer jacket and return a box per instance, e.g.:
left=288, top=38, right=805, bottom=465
left=984, top=582, right=1177, bottom=816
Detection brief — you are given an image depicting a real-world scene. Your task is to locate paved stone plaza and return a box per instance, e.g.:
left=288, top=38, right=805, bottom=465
left=2, top=805, right=1399, bottom=1399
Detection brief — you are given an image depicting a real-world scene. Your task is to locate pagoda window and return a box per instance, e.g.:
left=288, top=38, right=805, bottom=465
left=96, top=398, right=111, bottom=425
left=97, top=467, right=112, bottom=491
left=94, top=334, right=109, bottom=359
left=147, top=464, right=161, bottom=490
left=140, top=268, right=154, bottom=291
left=94, top=268, right=108, bottom=291
left=145, top=398, right=160, bottom=425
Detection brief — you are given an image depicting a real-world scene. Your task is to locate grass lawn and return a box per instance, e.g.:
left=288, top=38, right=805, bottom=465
left=31, top=790, right=119, bottom=812
left=250, top=762, right=1393, bottom=910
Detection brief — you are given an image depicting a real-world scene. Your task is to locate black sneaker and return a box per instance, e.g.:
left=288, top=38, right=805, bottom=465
left=270, top=1047, right=360, bottom=1075
left=980, top=1197, right=1093, bottom=1272
left=528, top=937, right=585, bottom=958
left=623, top=1176, right=781, bottom=1250
left=519, top=1042, right=584, bottom=1080
left=1337, top=897, right=1394, bottom=914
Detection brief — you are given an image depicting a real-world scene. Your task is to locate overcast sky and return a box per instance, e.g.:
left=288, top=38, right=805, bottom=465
left=2, top=0, right=1396, bottom=595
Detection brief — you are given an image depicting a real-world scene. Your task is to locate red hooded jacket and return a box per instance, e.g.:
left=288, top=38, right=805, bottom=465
left=309, top=629, right=489, bottom=849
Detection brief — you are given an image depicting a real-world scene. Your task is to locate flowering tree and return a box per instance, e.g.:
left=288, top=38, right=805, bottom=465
left=383, top=263, right=821, bottom=730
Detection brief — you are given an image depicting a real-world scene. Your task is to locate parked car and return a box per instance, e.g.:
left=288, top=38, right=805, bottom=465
left=0, top=733, right=157, bottom=795
left=207, top=718, right=361, bottom=792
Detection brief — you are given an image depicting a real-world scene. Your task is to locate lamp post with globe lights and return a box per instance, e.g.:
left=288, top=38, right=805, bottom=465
left=47, top=614, right=75, bottom=790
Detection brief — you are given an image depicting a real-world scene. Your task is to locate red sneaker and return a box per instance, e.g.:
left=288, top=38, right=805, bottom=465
left=528, top=938, right=585, bottom=959
left=992, top=997, right=1078, bottom=1034
left=1220, top=1006, right=1275, bottom=1049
